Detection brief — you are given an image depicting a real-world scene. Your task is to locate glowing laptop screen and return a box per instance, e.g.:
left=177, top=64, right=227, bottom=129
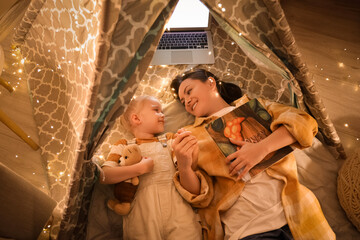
left=165, top=0, right=209, bottom=30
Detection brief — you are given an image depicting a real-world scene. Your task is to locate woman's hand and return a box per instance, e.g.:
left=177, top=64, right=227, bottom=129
left=225, top=139, right=268, bottom=180
left=225, top=126, right=297, bottom=180
left=172, top=129, right=200, bottom=194
left=172, top=129, right=198, bottom=171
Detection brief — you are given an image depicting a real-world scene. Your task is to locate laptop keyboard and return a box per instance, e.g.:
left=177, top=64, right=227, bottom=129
left=157, top=32, right=209, bottom=50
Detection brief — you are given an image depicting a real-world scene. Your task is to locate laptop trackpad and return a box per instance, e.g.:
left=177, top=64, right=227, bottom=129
left=171, top=51, right=193, bottom=63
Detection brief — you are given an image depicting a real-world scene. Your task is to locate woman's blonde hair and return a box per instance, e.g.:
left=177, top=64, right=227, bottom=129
left=120, top=95, right=158, bottom=132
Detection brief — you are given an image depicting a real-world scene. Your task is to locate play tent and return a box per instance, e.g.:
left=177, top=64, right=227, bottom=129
left=10, top=0, right=356, bottom=239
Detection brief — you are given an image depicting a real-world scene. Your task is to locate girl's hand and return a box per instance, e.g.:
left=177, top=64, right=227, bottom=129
left=225, top=138, right=268, bottom=180
left=138, top=157, right=154, bottom=175
left=172, top=130, right=198, bottom=171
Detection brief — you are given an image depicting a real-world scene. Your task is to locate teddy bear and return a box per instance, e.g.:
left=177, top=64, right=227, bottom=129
left=107, top=144, right=142, bottom=215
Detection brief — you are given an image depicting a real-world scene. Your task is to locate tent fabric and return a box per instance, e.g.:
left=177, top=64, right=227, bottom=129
left=202, top=0, right=345, bottom=159
left=12, top=0, right=178, bottom=238
left=11, top=0, right=346, bottom=238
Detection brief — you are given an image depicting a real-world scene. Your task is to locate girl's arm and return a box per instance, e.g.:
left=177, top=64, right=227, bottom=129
left=226, top=125, right=296, bottom=180
left=172, top=130, right=200, bottom=194
left=99, top=157, right=154, bottom=184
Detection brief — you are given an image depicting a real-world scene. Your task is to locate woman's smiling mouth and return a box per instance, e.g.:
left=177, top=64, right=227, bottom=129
left=192, top=102, right=197, bottom=111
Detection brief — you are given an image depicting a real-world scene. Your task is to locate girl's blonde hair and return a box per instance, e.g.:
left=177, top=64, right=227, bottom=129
left=120, top=95, right=158, bottom=133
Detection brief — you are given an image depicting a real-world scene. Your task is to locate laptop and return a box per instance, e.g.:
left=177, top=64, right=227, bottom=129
left=150, top=0, right=215, bottom=66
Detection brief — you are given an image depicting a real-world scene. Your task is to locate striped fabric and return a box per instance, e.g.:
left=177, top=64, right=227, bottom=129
left=173, top=96, right=335, bottom=240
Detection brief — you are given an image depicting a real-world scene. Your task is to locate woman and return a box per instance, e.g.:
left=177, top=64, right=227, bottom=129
left=170, top=69, right=334, bottom=240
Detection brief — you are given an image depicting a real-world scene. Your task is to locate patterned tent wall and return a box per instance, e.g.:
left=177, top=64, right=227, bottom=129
left=12, top=0, right=346, bottom=238
left=12, top=0, right=125, bottom=236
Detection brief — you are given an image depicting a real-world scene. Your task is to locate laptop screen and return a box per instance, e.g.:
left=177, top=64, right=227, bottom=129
left=165, top=0, right=210, bottom=30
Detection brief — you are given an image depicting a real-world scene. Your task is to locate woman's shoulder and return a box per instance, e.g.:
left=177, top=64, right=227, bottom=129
left=232, top=94, right=250, bottom=107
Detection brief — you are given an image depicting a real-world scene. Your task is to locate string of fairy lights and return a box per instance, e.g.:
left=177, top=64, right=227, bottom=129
left=0, top=3, right=100, bottom=237
left=3, top=34, right=358, bottom=151
left=0, top=4, right=359, bottom=238
left=0, top=1, right=98, bottom=196
left=310, top=48, right=360, bottom=148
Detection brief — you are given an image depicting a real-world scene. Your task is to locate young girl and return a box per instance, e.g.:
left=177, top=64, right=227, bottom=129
left=100, top=95, right=202, bottom=240
left=170, top=69, right=335, bottom=240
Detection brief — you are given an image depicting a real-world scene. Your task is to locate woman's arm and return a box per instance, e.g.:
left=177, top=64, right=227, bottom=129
left=99, top=157, right=154, bottom=184
left=226, top=125, right=296, bottom=180
left=172, top=130, right=200, bottom=194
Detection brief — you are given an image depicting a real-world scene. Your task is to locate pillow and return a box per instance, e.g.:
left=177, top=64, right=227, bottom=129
left=163, top=100, right=195, bottom=133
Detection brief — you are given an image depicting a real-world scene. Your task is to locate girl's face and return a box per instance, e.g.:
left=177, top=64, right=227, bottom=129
left=137, top=98, right=165, bottom=135
left=178, top=78, right=216, bottom=117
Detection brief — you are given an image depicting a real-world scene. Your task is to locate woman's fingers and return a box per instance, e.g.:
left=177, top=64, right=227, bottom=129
left=225, top=140, right=246, bottom=164
left=182, top=137, right=197, bottom=152
left=176, top=136, right=197, bottom=156
left=229, top=138, right=246, bottom=147
left=237, top=165, right=251, bottom=181
left=173, top=132, right=196, bottom=149
left=227, top=151, right=253, bottom=179
left=172, top=130, right=192, bottom=147
left=229, top=155, right=245, bottom=174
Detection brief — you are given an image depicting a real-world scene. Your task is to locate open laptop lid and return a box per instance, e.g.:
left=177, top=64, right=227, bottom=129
left=164, top=0, right=210, bottom=31
left=150, top=0, right=215, bottom=65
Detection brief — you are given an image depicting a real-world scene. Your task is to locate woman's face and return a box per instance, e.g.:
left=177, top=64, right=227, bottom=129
left=178, top=78, right=215, bottom=117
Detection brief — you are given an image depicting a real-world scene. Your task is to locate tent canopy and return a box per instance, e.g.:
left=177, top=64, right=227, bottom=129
left=12, top=0, right=345, bottom=238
